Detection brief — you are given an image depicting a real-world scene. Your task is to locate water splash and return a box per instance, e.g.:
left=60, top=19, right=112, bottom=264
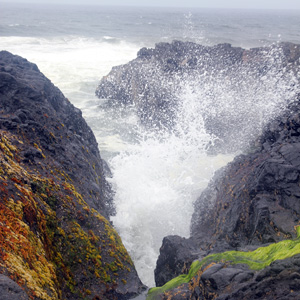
left=175, top=44, right=299, bottom=152
left=109, top=129, right=232, bottom=286
left=108, top=81, right=233, bottom=286
left=109, top=44, right=299, bottom=287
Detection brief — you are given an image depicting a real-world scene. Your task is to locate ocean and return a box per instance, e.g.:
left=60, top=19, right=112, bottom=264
left=1, top=2, right=300, bottom=287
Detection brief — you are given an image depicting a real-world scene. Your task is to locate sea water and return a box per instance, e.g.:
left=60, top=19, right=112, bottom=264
left=1, top=3, right=300, bottom=286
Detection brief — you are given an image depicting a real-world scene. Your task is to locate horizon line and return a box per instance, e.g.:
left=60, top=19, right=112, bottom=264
left=1, top=1, right=300, bottom=11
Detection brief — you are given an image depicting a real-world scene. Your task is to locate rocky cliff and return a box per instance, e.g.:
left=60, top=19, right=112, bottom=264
left=0, top=51, right=145, bottom=300
left=96, top=41, right=300, bottom=152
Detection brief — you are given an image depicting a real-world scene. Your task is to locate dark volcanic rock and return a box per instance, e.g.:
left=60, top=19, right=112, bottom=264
left=96, top=41, right=300, bottom=152
left=155, top=95, right=300, bottom=292
left=190, top=96, right=300, bottom=252
left=155, top=235, right=199, bottom=287
left=0, top=51, right=145, bottom=300
left=0, top=50, right=113, bottom=217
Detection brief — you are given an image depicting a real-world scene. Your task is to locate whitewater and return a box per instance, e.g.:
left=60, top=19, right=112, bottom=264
left=1, top=3, right=300, bottom=286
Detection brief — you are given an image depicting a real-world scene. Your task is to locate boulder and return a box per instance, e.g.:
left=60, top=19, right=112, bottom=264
left=154, top=236, right=199, bottom=287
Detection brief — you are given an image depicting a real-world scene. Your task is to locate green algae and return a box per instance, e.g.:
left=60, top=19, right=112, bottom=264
left=146, top=260, right=205, bottom=300
left=147, top=226, right=300, bottom=300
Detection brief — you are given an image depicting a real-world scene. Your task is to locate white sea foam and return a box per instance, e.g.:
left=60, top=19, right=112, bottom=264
left=0, top=36, right=139, bottom=108
left=109, top=129, right=232, bottom=286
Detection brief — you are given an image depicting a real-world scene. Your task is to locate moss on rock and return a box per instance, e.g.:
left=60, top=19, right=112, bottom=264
left=147, top=227, right=300, bottom=300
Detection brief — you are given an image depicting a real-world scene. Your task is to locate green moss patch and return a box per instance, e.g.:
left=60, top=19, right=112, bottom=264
left=147, top=227, right=300, bottom=300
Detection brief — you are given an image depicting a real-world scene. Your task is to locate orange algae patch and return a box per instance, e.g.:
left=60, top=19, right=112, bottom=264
left=0, top=132, right=59, bottom=299
left=0, top=202, right=58, bottom=300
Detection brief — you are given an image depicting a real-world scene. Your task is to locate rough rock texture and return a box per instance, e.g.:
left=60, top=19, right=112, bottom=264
left=157, top=255, right=300, bottom=300
left=152, top=86, right=300, bottom=297
left=225, top=255, right=300, bottom=300
left=191, top=98, right=300, bottom=252
left=0, top=51, right=145, bottom=300
left=154, top=236, right=199, bottom=287
left=96, top=41, right=300, bottom=152
left=0, top=274, right=29, bottom=300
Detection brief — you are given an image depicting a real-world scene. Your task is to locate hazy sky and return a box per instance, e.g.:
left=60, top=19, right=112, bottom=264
left=2, top=0, right=300, bottom=10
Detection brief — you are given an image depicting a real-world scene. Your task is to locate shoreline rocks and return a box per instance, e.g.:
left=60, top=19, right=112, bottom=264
left=96, top=40, right=300, bottom=298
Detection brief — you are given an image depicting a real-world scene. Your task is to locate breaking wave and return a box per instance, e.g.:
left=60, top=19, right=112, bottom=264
left=109, top=44, right=299, bottom=286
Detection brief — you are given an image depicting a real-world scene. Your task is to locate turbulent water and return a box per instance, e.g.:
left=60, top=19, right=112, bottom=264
left=1, top=3, right=300, bottom=286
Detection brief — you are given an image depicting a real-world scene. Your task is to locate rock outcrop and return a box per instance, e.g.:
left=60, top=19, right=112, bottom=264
left=150, top=93, right=300, bottom=299
left=96, top=41, right=300, bottom=152
left=191, top=98, right=300, bottom=252
left=114, top=40, right=300, bottom=298
left=0, top=51, right=145, bottom=300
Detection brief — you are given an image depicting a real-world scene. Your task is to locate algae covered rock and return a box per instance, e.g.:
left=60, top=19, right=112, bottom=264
left=149, top=235, right=300, bottom=300
left=0, top=51, right=145, bottom=299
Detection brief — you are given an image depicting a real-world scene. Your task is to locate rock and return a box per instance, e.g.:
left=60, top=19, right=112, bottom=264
left=0, top=275, right=29, bottom=300
left=0, top=50, right=113, bottom=217
left=96, top=41, right=300, bottom=152
left=190, top=95, right=300, bottom=252
left=154, top=235, right=199, bottom=287
left=0, top=51, right=145, bottom=300
left=224, top=255, right=300, bottom=300
left=155, top=256, right=300, bottom=300
left=204, top=267, right=244, bottom=290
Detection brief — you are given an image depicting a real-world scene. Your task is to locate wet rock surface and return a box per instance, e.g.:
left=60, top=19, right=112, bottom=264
left=0, top=51, right=145, bottom=300
left=190, top=98, right=300, bottom=252
left=154, top=236, right=199, bottom=287
left=0, top=50, right=113, bottom=217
